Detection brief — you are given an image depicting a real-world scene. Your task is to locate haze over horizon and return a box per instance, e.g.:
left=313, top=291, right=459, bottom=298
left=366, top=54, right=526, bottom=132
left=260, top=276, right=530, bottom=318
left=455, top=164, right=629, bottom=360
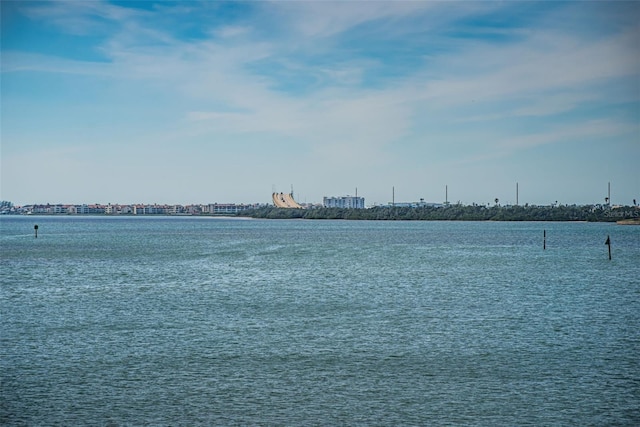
left=2, top=1, right=639, bottom=207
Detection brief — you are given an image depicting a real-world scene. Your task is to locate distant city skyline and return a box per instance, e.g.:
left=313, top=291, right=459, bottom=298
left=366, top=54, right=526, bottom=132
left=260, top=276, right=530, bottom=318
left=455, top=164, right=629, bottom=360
left=2, top=1, right=639, bottom=207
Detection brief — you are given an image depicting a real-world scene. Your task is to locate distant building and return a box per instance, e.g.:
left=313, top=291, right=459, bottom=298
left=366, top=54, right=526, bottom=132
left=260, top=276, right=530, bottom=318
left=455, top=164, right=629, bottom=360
left=12, top=201, right=262, bottom=215
left=207, top=203, right=255, bottom=214
left=387, top=199, right=443, bottom=208
left=323, top=196, right=365, bottom=209
left=52, top=204, right=67, bottom=214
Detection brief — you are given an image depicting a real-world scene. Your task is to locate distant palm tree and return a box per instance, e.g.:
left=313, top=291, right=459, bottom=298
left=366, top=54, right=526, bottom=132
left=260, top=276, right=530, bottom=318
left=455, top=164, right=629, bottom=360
left=494, top=198, right=499, bottom=206
left=605, top=197, right=609, bottom=205
left=634, top=199, right=637, bottom=206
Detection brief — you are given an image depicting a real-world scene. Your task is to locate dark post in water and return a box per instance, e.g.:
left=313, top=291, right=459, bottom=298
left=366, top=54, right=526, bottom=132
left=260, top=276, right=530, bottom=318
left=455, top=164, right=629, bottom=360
left=543, top=229, right=546, bottom=250
left=34, top=224, right=39, bottom=239
left=605, top=235, right=611, bottom=260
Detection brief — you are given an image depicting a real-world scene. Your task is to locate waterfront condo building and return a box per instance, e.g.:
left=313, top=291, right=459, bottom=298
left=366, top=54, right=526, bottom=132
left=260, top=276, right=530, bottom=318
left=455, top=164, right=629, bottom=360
left=323, top=196, right=365, bottom=209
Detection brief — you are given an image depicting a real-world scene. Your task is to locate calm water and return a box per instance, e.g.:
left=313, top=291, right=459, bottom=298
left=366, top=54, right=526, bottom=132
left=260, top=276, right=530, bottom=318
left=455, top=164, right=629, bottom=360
left=1, top=216, right=639, bottom=426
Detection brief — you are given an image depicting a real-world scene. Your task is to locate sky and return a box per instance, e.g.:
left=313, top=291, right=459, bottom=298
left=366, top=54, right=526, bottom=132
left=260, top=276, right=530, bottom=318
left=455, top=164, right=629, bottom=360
left=1, top=1, right=639, bottom=207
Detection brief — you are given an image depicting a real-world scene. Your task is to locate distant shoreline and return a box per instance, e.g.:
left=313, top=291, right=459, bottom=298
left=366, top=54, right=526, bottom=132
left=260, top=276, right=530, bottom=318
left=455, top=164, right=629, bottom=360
left=238, top=205, right=640, bottom=223
left=3, top=204, right=639, bottom=223
left=617, top=218, right=640, bottom=225
left=0, top=213, right=248, bottom=219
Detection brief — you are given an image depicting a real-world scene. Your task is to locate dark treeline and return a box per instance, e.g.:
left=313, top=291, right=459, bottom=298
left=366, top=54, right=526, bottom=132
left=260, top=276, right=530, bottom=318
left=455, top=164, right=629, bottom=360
left=239, top=204, right=640, bottom=222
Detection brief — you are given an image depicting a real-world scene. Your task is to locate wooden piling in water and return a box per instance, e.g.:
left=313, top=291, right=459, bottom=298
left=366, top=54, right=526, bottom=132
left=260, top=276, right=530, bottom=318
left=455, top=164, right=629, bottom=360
left=605, top=235, right=611, bottom=260
left=34, top=224, right=38, bottom=239
left=543, top=229, right=546, bottom=250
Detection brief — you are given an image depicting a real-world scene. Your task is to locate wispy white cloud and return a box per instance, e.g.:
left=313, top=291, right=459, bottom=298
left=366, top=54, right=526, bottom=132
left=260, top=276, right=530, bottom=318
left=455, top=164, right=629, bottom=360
left=215, top=25, right=252, bottom=39
left=494, top=118, right=638, bottom=151
left=19, top=0, right=144, bottom=36
left=269, top=1, right=435, bottom=38
left=415, top=29, right=639, bottom=107
left=1, top=52, right=113, bottom=75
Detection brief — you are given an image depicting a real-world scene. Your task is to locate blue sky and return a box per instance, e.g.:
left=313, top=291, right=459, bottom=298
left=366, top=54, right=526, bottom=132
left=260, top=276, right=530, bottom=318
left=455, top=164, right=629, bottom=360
left=2, top=1, right=638, bottom=206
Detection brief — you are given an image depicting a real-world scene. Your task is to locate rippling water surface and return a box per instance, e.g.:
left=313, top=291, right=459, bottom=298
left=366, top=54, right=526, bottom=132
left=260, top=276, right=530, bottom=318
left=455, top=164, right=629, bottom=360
left=1, top=216, right=639, bottom=425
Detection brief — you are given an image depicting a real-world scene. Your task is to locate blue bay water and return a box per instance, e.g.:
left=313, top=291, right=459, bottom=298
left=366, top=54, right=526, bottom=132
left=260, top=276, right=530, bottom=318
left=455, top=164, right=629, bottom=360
left=1, top=216, right=639, bottom=425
